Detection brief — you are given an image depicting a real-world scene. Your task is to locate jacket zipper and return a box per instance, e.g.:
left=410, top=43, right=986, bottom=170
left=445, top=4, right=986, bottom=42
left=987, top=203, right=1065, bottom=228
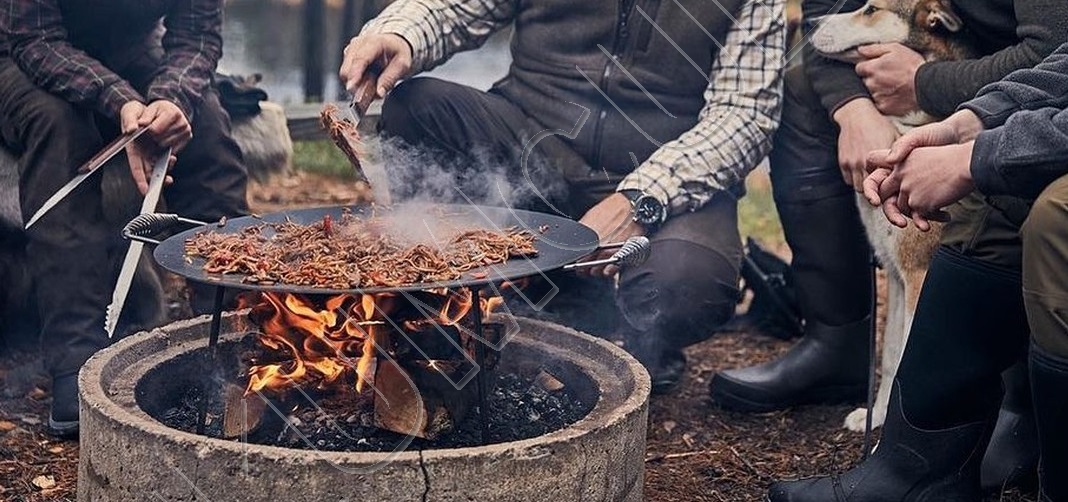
left=591, top=0, right=638, bottom=170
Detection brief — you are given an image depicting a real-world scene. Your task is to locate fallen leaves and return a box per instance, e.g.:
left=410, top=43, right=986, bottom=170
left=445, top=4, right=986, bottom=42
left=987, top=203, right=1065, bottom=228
left=0, top=421, right=16, bottom=433
left=31, top=474, right=55, bottom=490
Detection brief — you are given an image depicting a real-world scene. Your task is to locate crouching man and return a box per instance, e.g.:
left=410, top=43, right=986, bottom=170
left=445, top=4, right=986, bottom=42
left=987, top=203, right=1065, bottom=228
left=339, top=0, right=785, bottom=393
left=769, top=41, right=1068, bottom=502
left=0, top=0, right=248, bottom=437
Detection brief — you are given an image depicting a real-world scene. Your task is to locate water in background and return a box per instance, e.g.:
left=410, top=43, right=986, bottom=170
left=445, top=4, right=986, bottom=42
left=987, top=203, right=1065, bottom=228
left=219, top=0, right=512, bottom=104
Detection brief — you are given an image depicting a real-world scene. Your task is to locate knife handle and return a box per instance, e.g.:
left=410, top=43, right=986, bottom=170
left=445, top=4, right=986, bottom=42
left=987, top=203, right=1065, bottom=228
left=350, top=77, right=378, bottom=118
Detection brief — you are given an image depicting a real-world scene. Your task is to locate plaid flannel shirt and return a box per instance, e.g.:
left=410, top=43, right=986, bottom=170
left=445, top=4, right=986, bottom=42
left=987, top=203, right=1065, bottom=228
left=364, top=0, right=785, bottom=214
left=0, top=0, right=223, bottom=121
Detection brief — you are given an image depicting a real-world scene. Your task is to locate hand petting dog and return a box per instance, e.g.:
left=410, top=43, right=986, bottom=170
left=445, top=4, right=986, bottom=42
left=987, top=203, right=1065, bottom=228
left=855, top=43, right=925, bottom=116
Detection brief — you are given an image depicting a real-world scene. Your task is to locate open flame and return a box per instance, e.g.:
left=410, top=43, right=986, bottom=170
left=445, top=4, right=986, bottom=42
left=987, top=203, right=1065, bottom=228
left=242, top=287, right=494, bottom=396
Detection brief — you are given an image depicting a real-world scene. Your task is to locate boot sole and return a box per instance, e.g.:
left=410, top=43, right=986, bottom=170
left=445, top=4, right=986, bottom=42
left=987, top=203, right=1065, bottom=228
left=710, top=380, right=868, bottom=413
left=48, top=415, right=79, bottom=439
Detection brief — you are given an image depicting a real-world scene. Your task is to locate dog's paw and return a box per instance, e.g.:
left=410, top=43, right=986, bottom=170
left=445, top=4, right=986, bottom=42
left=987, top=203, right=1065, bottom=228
left=844, top=407, right=886, bottom=432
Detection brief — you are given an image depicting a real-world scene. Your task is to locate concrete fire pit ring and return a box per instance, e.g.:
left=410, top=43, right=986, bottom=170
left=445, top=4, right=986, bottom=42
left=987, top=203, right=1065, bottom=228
left=79, top=314, right=650, bottom=501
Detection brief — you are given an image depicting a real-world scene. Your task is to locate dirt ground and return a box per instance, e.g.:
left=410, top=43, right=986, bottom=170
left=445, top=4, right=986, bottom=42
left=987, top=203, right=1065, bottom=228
left=0, top=171, right=1038, bottom=501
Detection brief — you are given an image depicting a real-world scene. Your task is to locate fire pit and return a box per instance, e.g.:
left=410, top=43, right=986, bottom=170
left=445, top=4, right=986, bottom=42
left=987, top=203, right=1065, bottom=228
left=78, top=313, right=650, bottom=501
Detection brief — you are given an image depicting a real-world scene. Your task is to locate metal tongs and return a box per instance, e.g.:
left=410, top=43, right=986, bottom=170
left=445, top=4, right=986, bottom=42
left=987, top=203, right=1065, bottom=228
left=563, top=236, right=652, bottom=271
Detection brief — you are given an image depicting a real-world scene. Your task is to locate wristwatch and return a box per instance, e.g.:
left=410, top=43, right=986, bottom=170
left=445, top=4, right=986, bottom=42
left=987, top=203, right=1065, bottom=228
left=620, top=189, right=667, bottom=232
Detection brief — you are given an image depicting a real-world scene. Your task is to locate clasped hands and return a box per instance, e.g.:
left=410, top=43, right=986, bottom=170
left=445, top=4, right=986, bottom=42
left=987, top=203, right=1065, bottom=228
left=861, top=110, right=985, bottom=231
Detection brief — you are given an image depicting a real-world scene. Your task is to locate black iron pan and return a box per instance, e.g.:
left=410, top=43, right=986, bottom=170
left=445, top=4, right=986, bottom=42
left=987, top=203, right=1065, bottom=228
left=149, top=203, right=602, bottom=295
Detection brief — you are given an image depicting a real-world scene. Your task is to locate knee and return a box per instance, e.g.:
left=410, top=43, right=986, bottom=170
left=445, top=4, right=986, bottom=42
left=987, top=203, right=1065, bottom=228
left=1021, top=177, right=1068, bottom=259
left=380, top=77, right=454, bottom=142
left=23, top=97, right=96, bottom=145
left=619, top=240, right=740, bottom=333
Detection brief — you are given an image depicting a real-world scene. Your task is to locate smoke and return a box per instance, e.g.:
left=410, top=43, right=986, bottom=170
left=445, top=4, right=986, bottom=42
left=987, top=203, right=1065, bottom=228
left=358, top=135, right=569, bottom=221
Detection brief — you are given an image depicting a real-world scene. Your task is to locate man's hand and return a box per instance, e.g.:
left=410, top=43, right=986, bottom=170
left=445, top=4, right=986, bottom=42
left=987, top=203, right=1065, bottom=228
left=855, top=43, right=925, bottom=116
left=880, top=109, right=984, bottom=165
left=121, top=100, right=192, bottom=150
left=577, top=193, right=646, bottom=277
left=833, top=98, right=900, bottom=191
left=340, top=33, right=413, bottom=99
left=120, top=101, right=178, bottom=195
left=863, top=142, right=975, bottom=231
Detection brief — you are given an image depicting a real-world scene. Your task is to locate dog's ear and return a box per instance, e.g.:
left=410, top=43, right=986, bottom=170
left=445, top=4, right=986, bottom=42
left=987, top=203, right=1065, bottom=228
left=924, top=0, right=963, bottom=32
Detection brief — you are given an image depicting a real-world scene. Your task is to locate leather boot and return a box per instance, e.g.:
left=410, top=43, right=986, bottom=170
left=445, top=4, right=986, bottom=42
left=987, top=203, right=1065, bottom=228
left=1030, top=344, right=1068, bottom=502
left=767, top=247, right=1031, bottom=502
left=710, top=318, right=869, bottom=411
left=710, top=191, right=873, bottom=411
left=981, top=359, right=1039, bottom=492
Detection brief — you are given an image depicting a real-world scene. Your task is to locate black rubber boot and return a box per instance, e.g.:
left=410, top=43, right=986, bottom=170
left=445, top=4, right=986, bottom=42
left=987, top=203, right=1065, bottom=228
left=767, top=247, right=1031, bottom=502
left=710, top=318, right=869, bottom=411
left=1030, top=344, right=1068, bottom=502
left=710, top=192, right=873, bottom=411
left=981, top=359, right=1039, bottom=492
left=48, top=373, right=79, bottom=439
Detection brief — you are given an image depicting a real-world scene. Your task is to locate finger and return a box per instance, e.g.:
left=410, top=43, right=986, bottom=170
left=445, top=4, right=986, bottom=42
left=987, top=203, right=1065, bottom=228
left=855, top=60, right=874, bottom=77
left=866, top=149, right=893, bottom=173
left=856, top=43, right=892, bottom=58
left=375, top=54, right=411, bottom=98
left=138, top=104, right=160, bottom=127
left=603, top=264, right=620, bottom=277
left=120, top=105, right=143, bottom=134
left=341, top=40, right=378, bottom=93
left=882, top=196, right=909, bottom=228
left=863, top=169, right=890, bottom=206
left=127, top=148, right=150, bottom=195
left=911, top=212, right=931, bottom=232
left=885, top=142, right=914, bottom=167
left=851, top=164, right=867, bottom=193
left=164, top=175, right=174, bottom=187
left=168, top=154, right=178, bottom=169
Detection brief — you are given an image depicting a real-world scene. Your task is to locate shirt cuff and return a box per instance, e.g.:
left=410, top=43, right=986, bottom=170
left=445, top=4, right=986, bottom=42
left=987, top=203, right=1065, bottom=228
left=970, top=130, right=1012, bottom=196
left=959, top=91, right=1021, bottom=130
left=101, top=82, right=145, bottom=121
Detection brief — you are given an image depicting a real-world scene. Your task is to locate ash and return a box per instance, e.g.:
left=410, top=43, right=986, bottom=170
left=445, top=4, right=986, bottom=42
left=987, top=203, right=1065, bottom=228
left=158, top=371, right=589, bottom=452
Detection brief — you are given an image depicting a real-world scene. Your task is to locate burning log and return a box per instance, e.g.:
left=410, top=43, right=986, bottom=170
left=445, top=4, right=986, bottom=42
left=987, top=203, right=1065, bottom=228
left=238, top=290, right=508, bottom=440
left=222, top=383, right=267, bottom=439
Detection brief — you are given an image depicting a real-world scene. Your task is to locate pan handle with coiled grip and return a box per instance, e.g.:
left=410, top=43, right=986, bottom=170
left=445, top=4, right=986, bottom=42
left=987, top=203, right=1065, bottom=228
left=562, top=236, right=651, bottom=271
left=122, top=213, right=210, bottom=245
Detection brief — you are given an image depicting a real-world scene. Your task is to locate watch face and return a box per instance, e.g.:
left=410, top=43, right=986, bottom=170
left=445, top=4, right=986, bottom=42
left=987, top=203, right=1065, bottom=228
left=635, top=196, right=664, bottom=226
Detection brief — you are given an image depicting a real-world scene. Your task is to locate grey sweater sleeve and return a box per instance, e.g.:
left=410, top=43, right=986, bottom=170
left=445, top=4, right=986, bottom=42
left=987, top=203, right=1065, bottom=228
left=801, top=0, right=869, bottom=117
left=916, top=0, right=1068, bottom=118
left=967, top=43, right=1068, bottom=198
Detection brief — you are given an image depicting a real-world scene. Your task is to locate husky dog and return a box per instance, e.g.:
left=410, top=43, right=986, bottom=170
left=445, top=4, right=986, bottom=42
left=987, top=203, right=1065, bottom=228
left=808, top=0, right=976, bottom=431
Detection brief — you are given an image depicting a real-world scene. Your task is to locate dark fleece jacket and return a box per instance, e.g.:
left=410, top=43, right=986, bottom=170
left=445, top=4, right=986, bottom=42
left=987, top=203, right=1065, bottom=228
left=964, top=43, right=1068, bottom=200
left=802, top=0, right=1068, bottom=118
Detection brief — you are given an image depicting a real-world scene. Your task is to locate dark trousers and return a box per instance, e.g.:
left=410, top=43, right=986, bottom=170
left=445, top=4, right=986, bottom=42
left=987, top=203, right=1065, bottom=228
left=768, top=65, right=874, bottom=327
left=0, top=58, right=248, bottom=377
left=378, top=77, right=742, bottom=365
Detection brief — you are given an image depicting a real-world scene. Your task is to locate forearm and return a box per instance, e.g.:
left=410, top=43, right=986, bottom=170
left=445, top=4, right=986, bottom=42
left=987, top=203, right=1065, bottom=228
left=801, top=0, right=869, bottom=116
left=916, top=2, right=1068, bottom=118
left=971, top=106, right=1068, bottom=199
left=961, top=43, right=1068, bottom=129
left=360, top=0, right=515, bottom=74
left=147, top=0, right=224, bottom=119
left=2, top=0, right=142, bottom=119
left=618, top=0, right=785, bottom=215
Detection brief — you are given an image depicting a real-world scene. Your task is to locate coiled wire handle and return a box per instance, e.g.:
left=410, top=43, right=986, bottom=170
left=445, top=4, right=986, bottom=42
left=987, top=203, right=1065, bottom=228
left=563, top=236, right=651, bottom=271
left=122, top=213, right=208, bottom=245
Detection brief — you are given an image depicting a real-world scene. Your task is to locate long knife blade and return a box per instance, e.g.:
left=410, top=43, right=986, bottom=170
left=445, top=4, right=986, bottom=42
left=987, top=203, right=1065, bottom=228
left=25, top=126, right=150, bottom=230
left=104, top=147, right=171, bottom=338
